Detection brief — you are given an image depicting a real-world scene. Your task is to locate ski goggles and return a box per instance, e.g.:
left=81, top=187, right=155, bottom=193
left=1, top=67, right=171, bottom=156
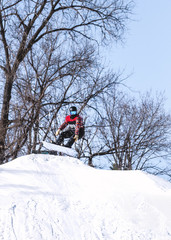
left=70, top=111, right=77, bottom=115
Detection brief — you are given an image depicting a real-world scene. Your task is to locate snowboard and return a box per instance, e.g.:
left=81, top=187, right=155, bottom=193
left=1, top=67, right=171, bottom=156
left=42, top=141, right=77, bottom=157
left=32, top=149, right=58, bottom=155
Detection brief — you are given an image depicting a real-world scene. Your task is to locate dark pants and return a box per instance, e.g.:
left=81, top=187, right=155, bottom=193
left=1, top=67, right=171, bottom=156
left=56, top=127, right=84, bottom=148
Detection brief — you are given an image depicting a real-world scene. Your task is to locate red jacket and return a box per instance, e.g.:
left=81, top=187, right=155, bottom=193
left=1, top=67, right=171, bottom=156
left=59, top=115, right=84, bottom=135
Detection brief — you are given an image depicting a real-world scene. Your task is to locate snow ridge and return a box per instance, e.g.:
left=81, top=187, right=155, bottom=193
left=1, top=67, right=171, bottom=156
left=0, top=154, right=171, bottom=240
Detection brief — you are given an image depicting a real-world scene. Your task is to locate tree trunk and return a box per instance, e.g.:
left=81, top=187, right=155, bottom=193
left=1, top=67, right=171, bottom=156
left=0, top=73, right=13, bottom=164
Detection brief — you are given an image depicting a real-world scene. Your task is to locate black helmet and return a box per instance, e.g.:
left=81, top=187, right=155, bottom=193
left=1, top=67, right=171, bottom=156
left=69, top=106, right=77, bottom=116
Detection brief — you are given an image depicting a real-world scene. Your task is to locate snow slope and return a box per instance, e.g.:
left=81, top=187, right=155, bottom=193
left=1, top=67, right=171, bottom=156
left=0, top=154, right=171, bottom=240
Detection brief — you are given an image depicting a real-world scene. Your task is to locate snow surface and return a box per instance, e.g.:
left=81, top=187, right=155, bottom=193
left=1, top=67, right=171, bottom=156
left=0, top=154, right=171, bottom=240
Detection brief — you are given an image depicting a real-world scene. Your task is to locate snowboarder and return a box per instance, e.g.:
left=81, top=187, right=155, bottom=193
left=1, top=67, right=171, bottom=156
left=55, top=106, right=84, bottom=148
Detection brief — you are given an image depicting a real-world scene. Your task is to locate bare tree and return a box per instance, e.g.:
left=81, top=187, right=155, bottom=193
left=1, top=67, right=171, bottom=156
left=4, top=35, right=121, bottom=159
left=0, top=0, right=133, bottom=163
left=84, top=91, right=171, bottom=179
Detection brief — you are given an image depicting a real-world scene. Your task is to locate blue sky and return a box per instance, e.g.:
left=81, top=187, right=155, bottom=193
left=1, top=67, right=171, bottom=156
left=105, top=0, right=171, bottom=112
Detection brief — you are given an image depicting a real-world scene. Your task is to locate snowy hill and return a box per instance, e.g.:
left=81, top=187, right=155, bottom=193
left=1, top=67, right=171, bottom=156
left=0, top=155, right=171, bottom=240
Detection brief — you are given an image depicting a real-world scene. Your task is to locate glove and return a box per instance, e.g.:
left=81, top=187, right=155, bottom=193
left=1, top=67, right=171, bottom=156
left=55, top=129, right=60, bottom=136
left=74, top=134, right=79, bottom=142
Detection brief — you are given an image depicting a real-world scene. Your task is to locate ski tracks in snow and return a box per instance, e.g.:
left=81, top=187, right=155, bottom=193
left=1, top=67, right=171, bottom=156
left=0, top=155, right=171, bottom=240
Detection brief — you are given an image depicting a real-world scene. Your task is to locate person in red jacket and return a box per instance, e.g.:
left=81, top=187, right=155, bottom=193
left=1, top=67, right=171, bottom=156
left=55, top=106, right=84, bottom=148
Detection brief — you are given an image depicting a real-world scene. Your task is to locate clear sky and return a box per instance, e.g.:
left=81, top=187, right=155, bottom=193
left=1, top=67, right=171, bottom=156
left=104, top=0, right=171, bottom=112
